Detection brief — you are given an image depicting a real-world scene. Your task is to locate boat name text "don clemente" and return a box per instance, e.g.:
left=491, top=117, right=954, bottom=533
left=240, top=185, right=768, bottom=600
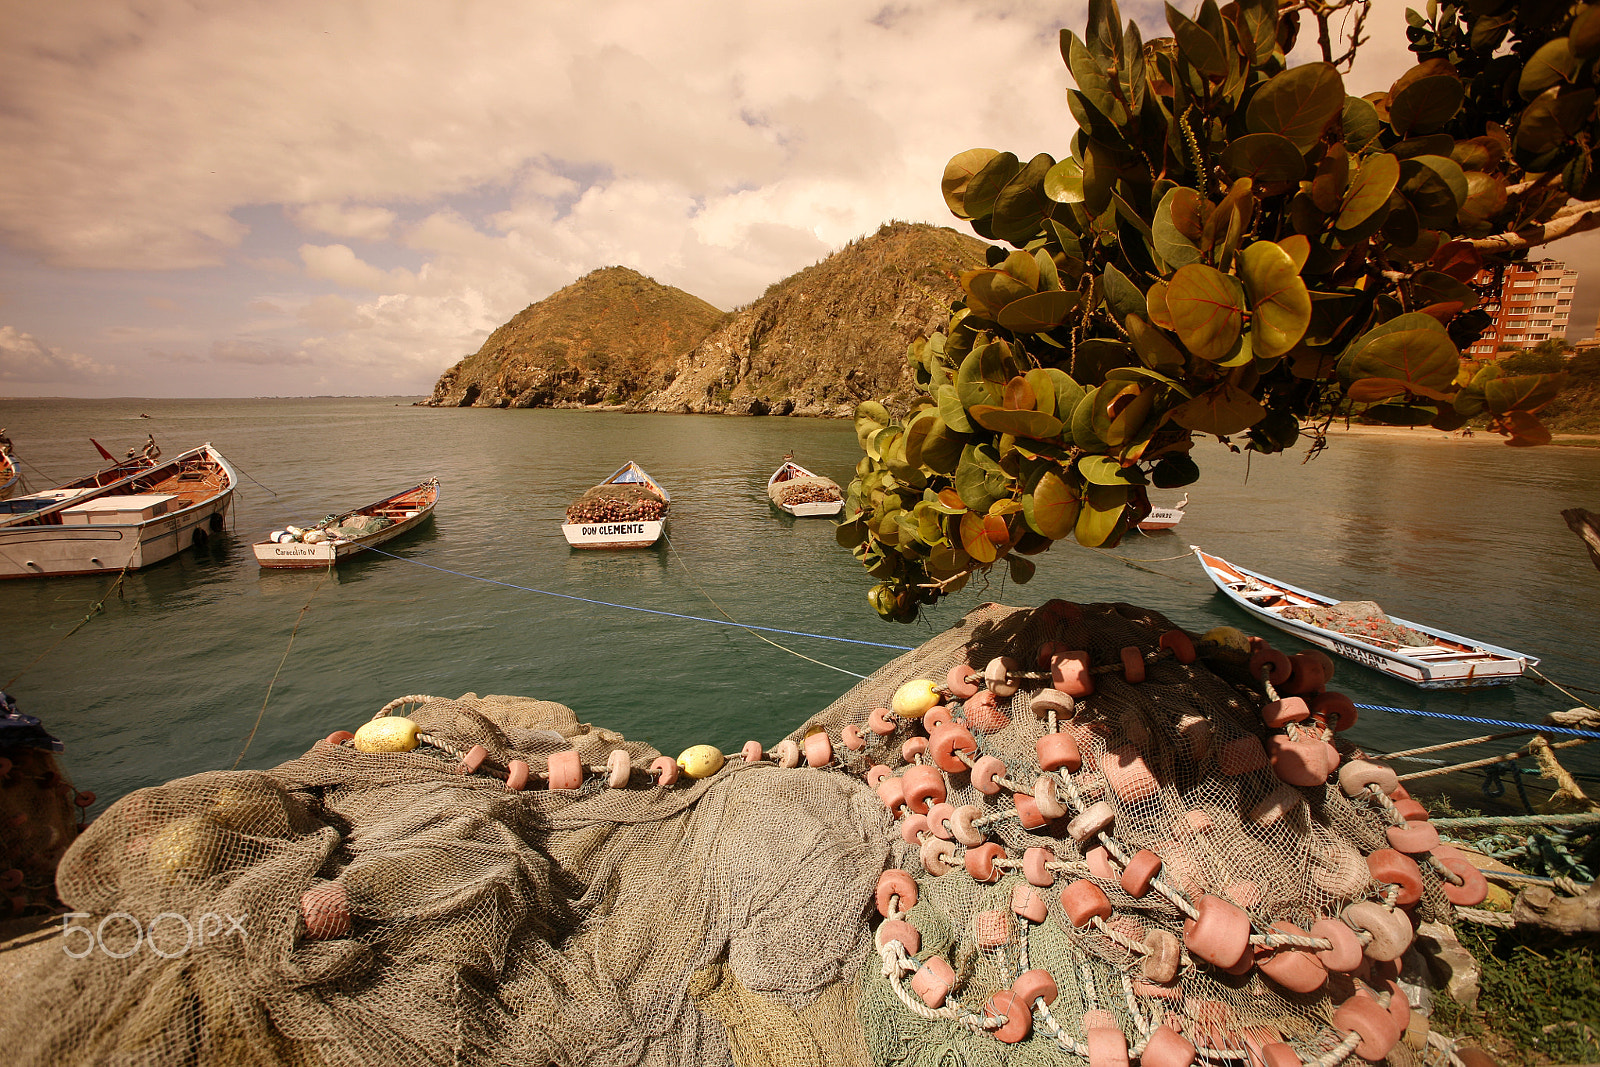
left=581, top=523, right=648, bottom=536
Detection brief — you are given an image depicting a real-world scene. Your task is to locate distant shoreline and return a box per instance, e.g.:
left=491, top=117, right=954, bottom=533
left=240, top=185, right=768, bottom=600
left=1320, top=423, right=1600, bottom=449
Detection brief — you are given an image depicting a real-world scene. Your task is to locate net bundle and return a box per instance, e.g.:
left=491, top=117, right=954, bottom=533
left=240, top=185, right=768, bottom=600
left=0, top=601, right=1466, bottom=1066
left=769, top=476, right=842, bottom=508
left=564, top=483, right=667, bottom=524
left=1279, top=602, right=1433, bottom=649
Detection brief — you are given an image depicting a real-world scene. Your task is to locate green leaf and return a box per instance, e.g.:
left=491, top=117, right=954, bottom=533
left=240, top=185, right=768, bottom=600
left=1046, top=369, right=1086, bottom=418
left=1337, top=153, right=1399, bottom=230
left=1106, top=364, right=1192, bottom=397
left=1024, top=368, right=1057, bottom=418
left=1102, top=262, right=1146, bottom=325
left=968, top=405, right=1065, bottom=439
left=1023, top=470, right=1080, bottom=539
left=1399, top=155, right=1468, bottom=229
left=1246, top=62, right=1345, bottom=151
left=1078, top=454, right=1147, bottom=486
left=1007, top=553, right=1037, bottom=585
left=938, top=383, right=972, bottom=434
left=959, top=511, right=998, bottom=564
left=1238, top=240, right=1311, bottom=358
left=1165, top=2, right=1229, bottom=77
left=1044, top=158, right=1086, bottom=203
left=1167, top=263, right=1245, bottom=362
left=1485, top=373, right=1565, bottom=415
left=962, top=268, right=1034, bottom=318
left=956, top=342, right=1007, bottom=411
left=1066, top=31, right=1128, bottom=126
left=993, top=153, right=1058, bottom=245
left=1389, top=75, right=1464, bottom=137
left=1126, top=314, right=1187, bottom=372
left=964, top=152, right=1021, bottom=220
left=1074, top=486, right=1128, bottom=547
left=1344, top=329, right=1459, bottom=391
left=1147, top=280, right=1175, bottom=329
left=1169, top=382, right=1267, bottom=435
left=942, top=149, right=1001, bottom=218
left=1343, top=95, right=1382, bottom=153
left=997, top=290, right=1080, bottom=333
left=1153, top=188, right=1203, bottom=270
left=1520, top=38, right=1578, bottom=101
left=1221, top=133, right=1306, bottom=186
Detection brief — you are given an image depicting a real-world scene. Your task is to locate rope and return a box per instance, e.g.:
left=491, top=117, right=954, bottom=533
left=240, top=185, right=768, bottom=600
left=1433, top=812, right=1600, bottom=829
left=1355, top=703, right=1600, bottom=740
left=1528, top=664, right=1600, bottom=707
left=662, top=532, right=867, bottom=679
left=363, top=546, right=916, bottom=653
left=1454, top=907, right=1516, bottom=927
left=1397, top=737, right=1595, bottom=781
left=231, top=571, right=331, bottom=769
left=3, top=541, right=141, bottom=690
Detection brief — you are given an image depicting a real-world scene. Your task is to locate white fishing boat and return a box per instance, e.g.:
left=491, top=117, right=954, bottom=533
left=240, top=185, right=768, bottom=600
left=253, top=479, right=439, bottom=569
left=1193, top=547, right=1537, bottom=689
left=1138, top=493, right=1187, bottom=531
left=766, top=457, right=843, bottom=517
left=561, top=462, right=669, bottom=549
left=0, top=445, right=16, bottom=501
left=0, top=444, right=236, bottom=578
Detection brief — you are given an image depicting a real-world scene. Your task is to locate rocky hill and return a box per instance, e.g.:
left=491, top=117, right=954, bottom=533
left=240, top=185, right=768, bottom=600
left=425, top=267, right=727, bottom=409
left=423, top=221, right=991, bottom=416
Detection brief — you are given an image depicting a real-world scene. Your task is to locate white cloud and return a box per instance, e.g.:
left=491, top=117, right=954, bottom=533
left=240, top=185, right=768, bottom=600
left=288, top=203, right=398, bottom=241
left=0, top=325, right=116, bottom=386
left=299, top=244, right=419, bottom=293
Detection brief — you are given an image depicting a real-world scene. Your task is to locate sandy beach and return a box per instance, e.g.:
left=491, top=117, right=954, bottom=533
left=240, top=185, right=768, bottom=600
left=1319, top=422, right=1600, bottom=448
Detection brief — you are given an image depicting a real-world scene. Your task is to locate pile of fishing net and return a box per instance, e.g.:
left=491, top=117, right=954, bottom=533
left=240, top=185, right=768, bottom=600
left=0, top=600, right=1481, bottom=1066
left=1280, top=602, right=1433, bottom=649
left=769, top=475, right=842, bottom=507
left=565, top=483, right=667, bottom=524
left=327, top=514, right=394, bottom=540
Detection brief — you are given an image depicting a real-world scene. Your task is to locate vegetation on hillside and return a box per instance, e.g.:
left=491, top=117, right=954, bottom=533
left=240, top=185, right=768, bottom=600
left=841, top=0, right=1597, bottom=622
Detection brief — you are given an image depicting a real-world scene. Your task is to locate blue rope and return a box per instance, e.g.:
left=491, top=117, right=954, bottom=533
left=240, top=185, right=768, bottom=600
left=1354, top=703, right=1600, bottom=740
left=363, top=547, right=918, bottom=654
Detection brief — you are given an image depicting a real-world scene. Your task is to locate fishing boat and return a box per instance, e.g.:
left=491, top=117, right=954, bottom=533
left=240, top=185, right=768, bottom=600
left=1193, top=547, right=1537, bottom=689
left=0, top=443, right=236, bottom=578
left=253, top=479, right=439, bottom=569
left=766, top=456, right=843, bottom=517
left=0, top=445, right=16, bottom=501
left=562, top=461, right=669, bottom=549
left=1138, top=493, right=1188, bottom=531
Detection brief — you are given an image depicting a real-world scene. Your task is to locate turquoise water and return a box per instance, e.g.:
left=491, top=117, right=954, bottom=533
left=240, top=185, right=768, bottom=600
left=3, top=397, right=1597, bottom=808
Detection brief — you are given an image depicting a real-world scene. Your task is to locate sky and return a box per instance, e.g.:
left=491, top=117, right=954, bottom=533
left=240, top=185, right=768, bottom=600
left=1, top=0, right=1595, bottom=399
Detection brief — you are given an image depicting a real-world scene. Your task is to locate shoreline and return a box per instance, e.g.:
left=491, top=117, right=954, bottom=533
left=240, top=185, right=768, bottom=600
left=1318, top=422, right=1600, bottom=448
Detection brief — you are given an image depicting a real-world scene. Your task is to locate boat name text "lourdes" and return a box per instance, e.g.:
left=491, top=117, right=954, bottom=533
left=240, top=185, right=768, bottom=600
left=581, top=523, right=647, bottom=537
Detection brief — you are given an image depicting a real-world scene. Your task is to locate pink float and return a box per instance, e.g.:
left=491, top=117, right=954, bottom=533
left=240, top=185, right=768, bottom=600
left=1266, top=734, right=1330, bottom=786
left=949, top=805, right=986, bottom=847
left=300, top=882, right=351, bottom=940
left=1311, top=917, right=1364, bottom=973
left=1385, top=820, right=1441, bottom=854
left=876, top=918, right=921, bottom=955
left=1011, top=883, right=1048, bottom=923
left=1216, top=735, right=1269, bottom=775
left=1049, top=649, right=1095, bottom=697
left=1432, top=845, right=1489, bottom=906
left=900, top=814, right=929, bottom=844
left=1036, top=731, right=1082, bottom=772
left=1012, top=791, right=1047, bottom=831
left=1023, top=846, right=1055, bottom=887
left=547, top=750, right=582, bottom=790
left=1120, top=850, right=1162, bottom=898
left=865, top=764, right=892, bottom=788
left=945, top=662, right=980, bottom=699
left=1159, top=629, right=1197, bottom=664
left=924, top=705, right=955, bottom=731
left=920, top=837, right=957, bottom=875
left=970, top=755, right=1007, bottom=795
left=1011, top=967, right=1057, bottom=1006
left=867, top=706, right=896, bottom=735
left=506, top=759, right=531, bottom=791
left=841, top=725, right=866, bottom=751
left=1140, top=1025, right=1196, bottom=1067
left=963, top=690, right=1009, bottom=733
left=1311, top=691, right=1359, bottom=732
left=1259, top=696, right=1310, bottom=728
left=1067, top=800, right=1115, bottom=844
left=324, top=730, right=355, bottom=745
left=900, top=736, right=929, bottom=763
left=1084, top=845, right=1116, bottom=880
left=929, top=724, right=978, bottom=774
left=1366, top=849, right=1424, bottom=906
left=1182, top=895, right=1252, bottom=969
left=1255, top=922, right=1327, bottom=993
left=1104, top=744, right=1160, bottom=802
left=804, top=731, right=833, bottom=768
left=1120, top=645, right=1146, bottom=683
left=1086, top=1023, right=1130, bottom=1067
left=650, top=756, right=679, bottom=787
left=985, top=990, right=1031, bottom=1043
left=1332, top=993, right=1400, bottom=1061
left=974, top=908, right=1010, bottom=946
left=902, top=765, right=946, bottom=815
left=1060, top=878, right=1112, bottom=927
left=459, top=745, right=489, bottom=775
left=876, top=777, right=907, bottom=817
left=741, top=740, right=764, bottom=762
left=1283, top=651, right=1328, bottom=695
left=966, top=842, right=1006, bottom=883
left=1032, top=775, right=1066, bottom=819
left=910, top=956, right=955, bottom=1007
left=1248, top=644, right=1292, bottom=687
left=925, top=802, right=956, bottom=840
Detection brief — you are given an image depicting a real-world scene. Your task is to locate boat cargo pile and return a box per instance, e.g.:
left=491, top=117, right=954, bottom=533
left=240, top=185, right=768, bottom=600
left=562, top=461, right=669, bottom=549
left=767, top=458, right=843, bottom=517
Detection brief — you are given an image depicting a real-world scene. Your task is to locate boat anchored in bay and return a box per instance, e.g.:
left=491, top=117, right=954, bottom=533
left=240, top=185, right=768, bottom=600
left=254, top=479, right=439, bottom=568
left=562, top=462, right=669, bottom=549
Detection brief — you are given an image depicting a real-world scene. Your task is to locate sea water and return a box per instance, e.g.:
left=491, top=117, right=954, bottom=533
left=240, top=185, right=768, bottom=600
left=2, top=396, right=1597, bottom=808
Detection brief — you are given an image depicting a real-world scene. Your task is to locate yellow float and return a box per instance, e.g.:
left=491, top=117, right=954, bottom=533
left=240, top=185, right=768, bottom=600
left=677, top=744, right=726, bottom=779
left=354, top=717, right=422, bottom=753
left=891, top=679, right=941, bottom=719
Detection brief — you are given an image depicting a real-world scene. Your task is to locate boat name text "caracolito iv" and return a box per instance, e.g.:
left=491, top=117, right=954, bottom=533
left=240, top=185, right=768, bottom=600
left=581, top=524, right=647, bottom=536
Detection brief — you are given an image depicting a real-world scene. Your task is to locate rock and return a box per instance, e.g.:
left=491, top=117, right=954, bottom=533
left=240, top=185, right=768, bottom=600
left=1414, top=921, right=1481, bottom=1008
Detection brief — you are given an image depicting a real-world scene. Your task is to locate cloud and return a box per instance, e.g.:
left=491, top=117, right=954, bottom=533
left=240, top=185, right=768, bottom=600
left=288, top=203, right=399, bottom=241
left=0, top=325, right=116, bottom=386
left=299, top=243, right=419, bottom=292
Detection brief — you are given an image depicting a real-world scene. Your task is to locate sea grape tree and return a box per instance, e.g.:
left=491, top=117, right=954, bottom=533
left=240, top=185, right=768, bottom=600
left=843, top=0, right=1591, bottom=622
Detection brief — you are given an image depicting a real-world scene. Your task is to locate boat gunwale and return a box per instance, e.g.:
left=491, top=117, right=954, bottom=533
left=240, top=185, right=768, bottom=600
left=1192, top=547, right=1537, bottom=670
left=0, top=444, right=230, bottom=530
left=251, top=479, right=438, bottom=565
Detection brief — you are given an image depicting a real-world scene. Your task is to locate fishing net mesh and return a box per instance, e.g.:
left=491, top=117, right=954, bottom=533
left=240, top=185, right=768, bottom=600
left=0, top=601, right=1450, bottom=1066
left=768, top=476, right=842, bottom=507
left=565, top=483, right=667, bottom=524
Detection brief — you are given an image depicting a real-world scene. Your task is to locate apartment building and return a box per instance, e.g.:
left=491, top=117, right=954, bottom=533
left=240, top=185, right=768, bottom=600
left=1464, top=259, right=1578, bottom=356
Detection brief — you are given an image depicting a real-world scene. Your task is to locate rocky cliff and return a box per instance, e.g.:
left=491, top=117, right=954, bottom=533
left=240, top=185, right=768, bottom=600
left=424, top=221, right=991, bottom=415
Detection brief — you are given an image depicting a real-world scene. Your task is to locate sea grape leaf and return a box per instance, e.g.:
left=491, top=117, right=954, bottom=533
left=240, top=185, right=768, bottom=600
left=1023, top=469, right=1080, bottom=539
left=1102, top=263, right=1146, bottom=325
left=1074, top=487, right=1128, bottom=547
left=1153, top=187, right=1203, bottom=269
left=1246, top=62, right=1344, bottom=151
left=1044, top=158, right=1087, bottom=203
left=938, top=383, right=973, bottom=434
left=942, top=149, right=1002, bottom=218
left=1344, top=329, right=1458, bottom=390
left=1337, top=153, right=1399, bottom=230
left=993, top=153, right=1058, bottom=245
left=1388, top=75, right=1464, bottom=136
left=969, top=405, right=1065, bottom=440
left=1169, top=382, right=1266, bottom=435
left=959, top=510, right=999, bottom=564
left=1342, top=95, right=1382, bottom=152
left=1400, top=155, right=1468, bottom=229
left=998, top=290, right=1080, bottom=332
left=1078, top=454, right=1147, bottom=486
left=1485, top=373, right=1566, bottom=415
left=1221, top=133, right=1306, bottom=186
left=956, top=342, right=1007, bottom=411
left=964, top=152, right=1022, bottom=220
left=1519, top=38, right=1578, bottom=101
left=1167, top=263, right=1245, bottom=362
left=1165, top=2, right=1229, bottom=77
left=1239, top=240, right=1311, bottom=358
left=1008, top=553, right=1037, bottom=585
left=1126, top=314, right=1187, bottom=372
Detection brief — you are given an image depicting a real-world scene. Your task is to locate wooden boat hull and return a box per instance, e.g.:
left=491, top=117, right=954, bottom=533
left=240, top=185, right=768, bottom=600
left=561, top=519, right=665, bottom=549
left=767, top=459, right=843, bottom=517
left=0, top=445, right=235, bottom=579
left=1193, top=547, right=1536, bottom=689
left=253, top=482, right=439, bottom=568
left=778, top=499, right=843, bottom=517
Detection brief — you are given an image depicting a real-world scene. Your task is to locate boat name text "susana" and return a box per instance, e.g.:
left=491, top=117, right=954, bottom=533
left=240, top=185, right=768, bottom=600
left=581, top=523, right=647, bottom=536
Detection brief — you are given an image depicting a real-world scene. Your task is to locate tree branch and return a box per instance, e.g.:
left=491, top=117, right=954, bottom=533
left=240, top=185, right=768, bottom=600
left=1468, top=198, right=1600, bottom=254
